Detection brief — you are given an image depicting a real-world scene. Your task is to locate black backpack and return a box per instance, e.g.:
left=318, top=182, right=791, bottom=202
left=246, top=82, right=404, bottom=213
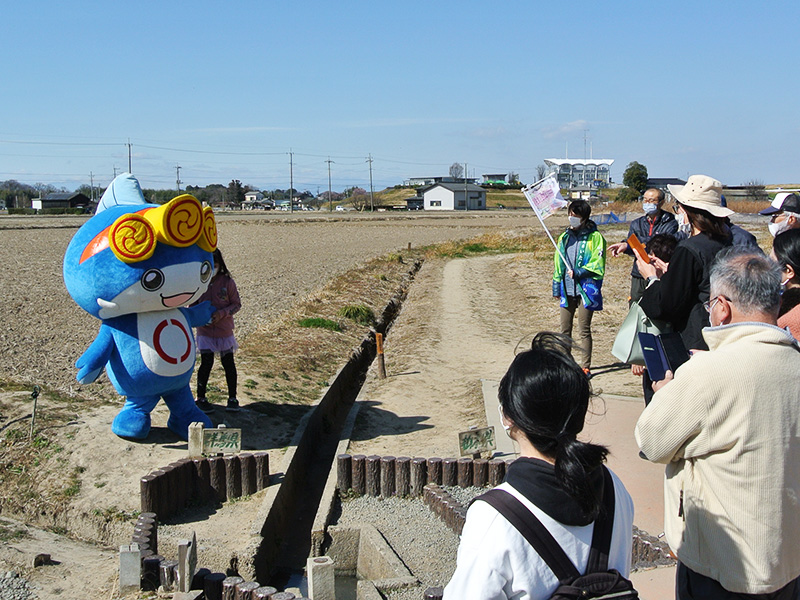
left=476, top=466, right=638, bottom=599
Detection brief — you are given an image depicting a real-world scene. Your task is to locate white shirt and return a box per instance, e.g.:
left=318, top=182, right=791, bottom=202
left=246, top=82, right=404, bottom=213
left=443, top=469, right=634, bottom=600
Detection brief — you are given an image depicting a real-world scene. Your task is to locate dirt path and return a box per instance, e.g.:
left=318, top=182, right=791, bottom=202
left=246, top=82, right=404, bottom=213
left=349, top=254, right=544, bottom=457
left=349, top=251, right=638, bottom=458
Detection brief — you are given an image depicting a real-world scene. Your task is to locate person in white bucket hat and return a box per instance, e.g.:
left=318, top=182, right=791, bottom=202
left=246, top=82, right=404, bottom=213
left=636, top=175, right=733, bottom=355
left=667, top=174, right=734, bottom=218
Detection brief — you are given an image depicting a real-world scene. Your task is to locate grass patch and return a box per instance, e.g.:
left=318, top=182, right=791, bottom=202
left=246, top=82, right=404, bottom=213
left=386, top=252, right=404, bottom=263
left=338, top=304, right=375, bottom=326
left=428, top=233, right=548, bottom=258
left=0, top=519, right=29, bottom=541
left=297, top=317, right=342, bottom=332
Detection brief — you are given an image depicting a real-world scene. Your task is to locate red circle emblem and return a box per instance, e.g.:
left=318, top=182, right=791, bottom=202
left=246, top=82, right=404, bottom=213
left=153, top=319, right=192, bottom=365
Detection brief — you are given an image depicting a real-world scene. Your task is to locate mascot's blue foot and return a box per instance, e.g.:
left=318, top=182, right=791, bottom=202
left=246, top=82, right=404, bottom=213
left=167, top=403, right=213, bottom=441
left=112, top=407, right=151, bottom=440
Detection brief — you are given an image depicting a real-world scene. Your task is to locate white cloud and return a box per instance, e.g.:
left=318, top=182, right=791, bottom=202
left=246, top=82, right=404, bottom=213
left=542, top=120, right=589, bottom=139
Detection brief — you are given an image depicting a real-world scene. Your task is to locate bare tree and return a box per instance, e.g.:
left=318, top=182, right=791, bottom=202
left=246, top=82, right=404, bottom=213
left=449, top=163, right=464, bottom=179
left=350, top=188, right=369, bottom=211
left=536, top=164, right=548, bottom=181
left=742, top=179, right=768, bottom=202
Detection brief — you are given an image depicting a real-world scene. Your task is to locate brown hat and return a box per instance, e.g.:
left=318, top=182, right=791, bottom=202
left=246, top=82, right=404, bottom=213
left=668, top=174, right=734, bottom=218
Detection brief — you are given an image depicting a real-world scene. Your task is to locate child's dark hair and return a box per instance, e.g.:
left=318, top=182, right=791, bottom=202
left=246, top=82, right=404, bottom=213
left=498, top=332, right=608, bottom=519
left=213, top=248, right=231, bottom=277
left=568, top=200, right=591, bottom=222
left=646, top=234, right=678, bottom=263
left=772, top=229, right=800, bottom=275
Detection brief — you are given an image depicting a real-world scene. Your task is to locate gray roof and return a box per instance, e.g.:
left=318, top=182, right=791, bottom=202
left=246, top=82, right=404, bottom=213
left=423, top=182, right=485, bottom=193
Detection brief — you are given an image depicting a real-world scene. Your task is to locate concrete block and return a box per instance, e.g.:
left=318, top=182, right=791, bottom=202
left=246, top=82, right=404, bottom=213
left=177, top=532, right=197, bottom=592
left=188, top=422, right=204, bottom=457
left=119, top=543, right=141, bottom=593
left=307, top=556, right=335, bottom=600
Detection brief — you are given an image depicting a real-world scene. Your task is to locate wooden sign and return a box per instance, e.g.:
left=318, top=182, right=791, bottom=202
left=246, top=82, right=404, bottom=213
left=188, top=423, right=242, bottom=457
left=458, top=426, right=496, bottom=456
left=203, top=428, right=241, bottom=454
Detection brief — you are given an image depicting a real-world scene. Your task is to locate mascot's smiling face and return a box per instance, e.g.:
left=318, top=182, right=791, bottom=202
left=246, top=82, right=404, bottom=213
left=94, top=244, right=213, bottom=319
left=64, top=192, right=217, bottom=319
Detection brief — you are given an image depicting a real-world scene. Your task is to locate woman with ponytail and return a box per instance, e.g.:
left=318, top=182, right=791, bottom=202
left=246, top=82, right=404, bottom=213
left=444, top=333, right=634, bottom=600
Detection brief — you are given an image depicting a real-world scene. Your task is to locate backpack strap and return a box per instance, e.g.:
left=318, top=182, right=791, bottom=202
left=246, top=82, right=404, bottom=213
left=476, top=465, right=617, bottom=580
left=587, top=466, right=616, bottom=573
left=476, top=489, right=580, bottom=582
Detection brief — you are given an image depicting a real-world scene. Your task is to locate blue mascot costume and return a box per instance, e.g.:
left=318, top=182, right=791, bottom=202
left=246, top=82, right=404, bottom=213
left=63, top=173, right=216, bottom=440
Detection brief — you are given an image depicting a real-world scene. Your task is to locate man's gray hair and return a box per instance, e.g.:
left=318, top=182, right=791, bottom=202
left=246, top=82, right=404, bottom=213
left=646, top=188, right=666, bottom=203
left=710, top=247, right=782, bottom=315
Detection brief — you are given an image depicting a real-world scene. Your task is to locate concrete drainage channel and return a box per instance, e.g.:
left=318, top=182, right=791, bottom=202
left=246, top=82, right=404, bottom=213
left=243, top=259, right=423, bottom=594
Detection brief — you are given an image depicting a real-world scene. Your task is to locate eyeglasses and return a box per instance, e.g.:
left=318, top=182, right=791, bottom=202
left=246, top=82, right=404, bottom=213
left=771, top=212, right=787, bottom=222
left=703, top=295, right=730, bottom=313
left=671, top=204, right=682, bottom=214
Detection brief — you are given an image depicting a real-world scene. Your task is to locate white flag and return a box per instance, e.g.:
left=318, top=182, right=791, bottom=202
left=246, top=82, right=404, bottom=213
left=522, top=173, right=567, bottom=220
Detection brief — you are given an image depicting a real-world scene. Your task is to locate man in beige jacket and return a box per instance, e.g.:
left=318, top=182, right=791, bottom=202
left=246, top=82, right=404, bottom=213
left=636, top=249, right=800, bottom=599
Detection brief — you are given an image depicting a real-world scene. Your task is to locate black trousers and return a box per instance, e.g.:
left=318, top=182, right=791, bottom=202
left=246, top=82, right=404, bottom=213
left=677, top=562, right=798, bottom=600
left=196, top=350, right=237, bottom=400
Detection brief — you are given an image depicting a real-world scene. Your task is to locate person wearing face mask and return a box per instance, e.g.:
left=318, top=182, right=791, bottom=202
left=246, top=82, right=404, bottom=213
left=444, top=333, right=634, bottom=600
left=636, top=249, right=800, bottom=599
left=192, top=248, right=242, bottom=413
left=608, top=188, right=678, bottom=303
left=771, top=228, right=800, bottom=339
left=760, top=192, right=800, bottom=238
left=552, top=200, right=607, bottom=376
left=636, top=175, right=732, bottom=353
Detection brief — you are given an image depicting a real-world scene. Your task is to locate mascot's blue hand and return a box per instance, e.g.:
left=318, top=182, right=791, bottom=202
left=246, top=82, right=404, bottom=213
left=185, top=301, right=215, bottom=327
left=75, top=326, right=114, bottom=384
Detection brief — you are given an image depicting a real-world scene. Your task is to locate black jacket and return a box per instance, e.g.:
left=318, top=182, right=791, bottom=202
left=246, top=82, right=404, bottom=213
left=623, top=211, right=679, bottom=278
left=639, top=233, right=731, bottom=350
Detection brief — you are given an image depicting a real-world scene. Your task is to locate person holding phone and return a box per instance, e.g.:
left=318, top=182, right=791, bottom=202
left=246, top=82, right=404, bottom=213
left=636, top=249, right=800, bottom=598
left=636, top=175, right=732, bottom=353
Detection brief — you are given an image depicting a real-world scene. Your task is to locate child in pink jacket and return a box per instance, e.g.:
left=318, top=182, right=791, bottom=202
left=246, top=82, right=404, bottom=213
left=194, top=249, right=242, bottom=412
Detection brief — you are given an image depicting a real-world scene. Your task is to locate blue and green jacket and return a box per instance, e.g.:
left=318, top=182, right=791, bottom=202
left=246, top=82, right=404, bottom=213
left=552, top=221, right=606, bottom=310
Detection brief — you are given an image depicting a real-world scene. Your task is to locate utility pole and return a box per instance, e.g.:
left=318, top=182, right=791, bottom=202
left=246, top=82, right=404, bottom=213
left=113, top=165, right=118, bottom=178
left=366, top=154, right=374, bottom=212
left=326, top=157, right=334, bottom=212
left=464, top=163, right=468, bottom=211
left=127, top=139, right=132, bottom=173
left=176, top=165, right=182, bottom=192
left=90, top=171, right=95, bottom=201
left=289, top=150, right=294, bottom=214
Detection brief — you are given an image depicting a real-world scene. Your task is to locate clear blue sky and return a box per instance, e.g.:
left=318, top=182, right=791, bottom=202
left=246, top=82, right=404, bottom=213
left=2, top=1, right=798, bottom=192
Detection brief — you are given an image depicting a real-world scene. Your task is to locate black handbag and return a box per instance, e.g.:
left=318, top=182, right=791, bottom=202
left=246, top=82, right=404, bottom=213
left=476, top=467, right=638, bottom=599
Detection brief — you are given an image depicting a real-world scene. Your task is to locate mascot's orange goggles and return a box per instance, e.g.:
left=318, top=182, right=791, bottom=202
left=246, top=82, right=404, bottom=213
left=81, top=194, right=218, bottom=264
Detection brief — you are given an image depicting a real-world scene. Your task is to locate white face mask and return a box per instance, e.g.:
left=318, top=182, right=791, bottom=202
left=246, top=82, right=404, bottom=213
left=769, top=218, right=792, bottom=238
left=676, top=212, right=691, bottom=235
left=642, top=202, right=659, bottom=215
left=568, top=216, right=582, bottom=229
left=497, top=404, right=511, bottom=435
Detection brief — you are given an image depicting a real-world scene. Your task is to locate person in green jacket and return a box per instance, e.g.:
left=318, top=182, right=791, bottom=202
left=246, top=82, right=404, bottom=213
left=552, top=200, right=607, bottom=376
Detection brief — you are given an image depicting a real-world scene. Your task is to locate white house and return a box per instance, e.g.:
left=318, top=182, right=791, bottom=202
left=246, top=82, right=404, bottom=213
left=421, top=182, right=486, bottom=211
left=544, top=158, right=614, bottom=189
left=244, top=191, right=264, bottom=203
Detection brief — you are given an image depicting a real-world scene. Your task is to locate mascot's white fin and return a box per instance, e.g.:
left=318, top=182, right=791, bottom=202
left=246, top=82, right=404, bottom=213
left=96, top=298, right=119, bottom=317
left=95, top=172, right=146, bottom=215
